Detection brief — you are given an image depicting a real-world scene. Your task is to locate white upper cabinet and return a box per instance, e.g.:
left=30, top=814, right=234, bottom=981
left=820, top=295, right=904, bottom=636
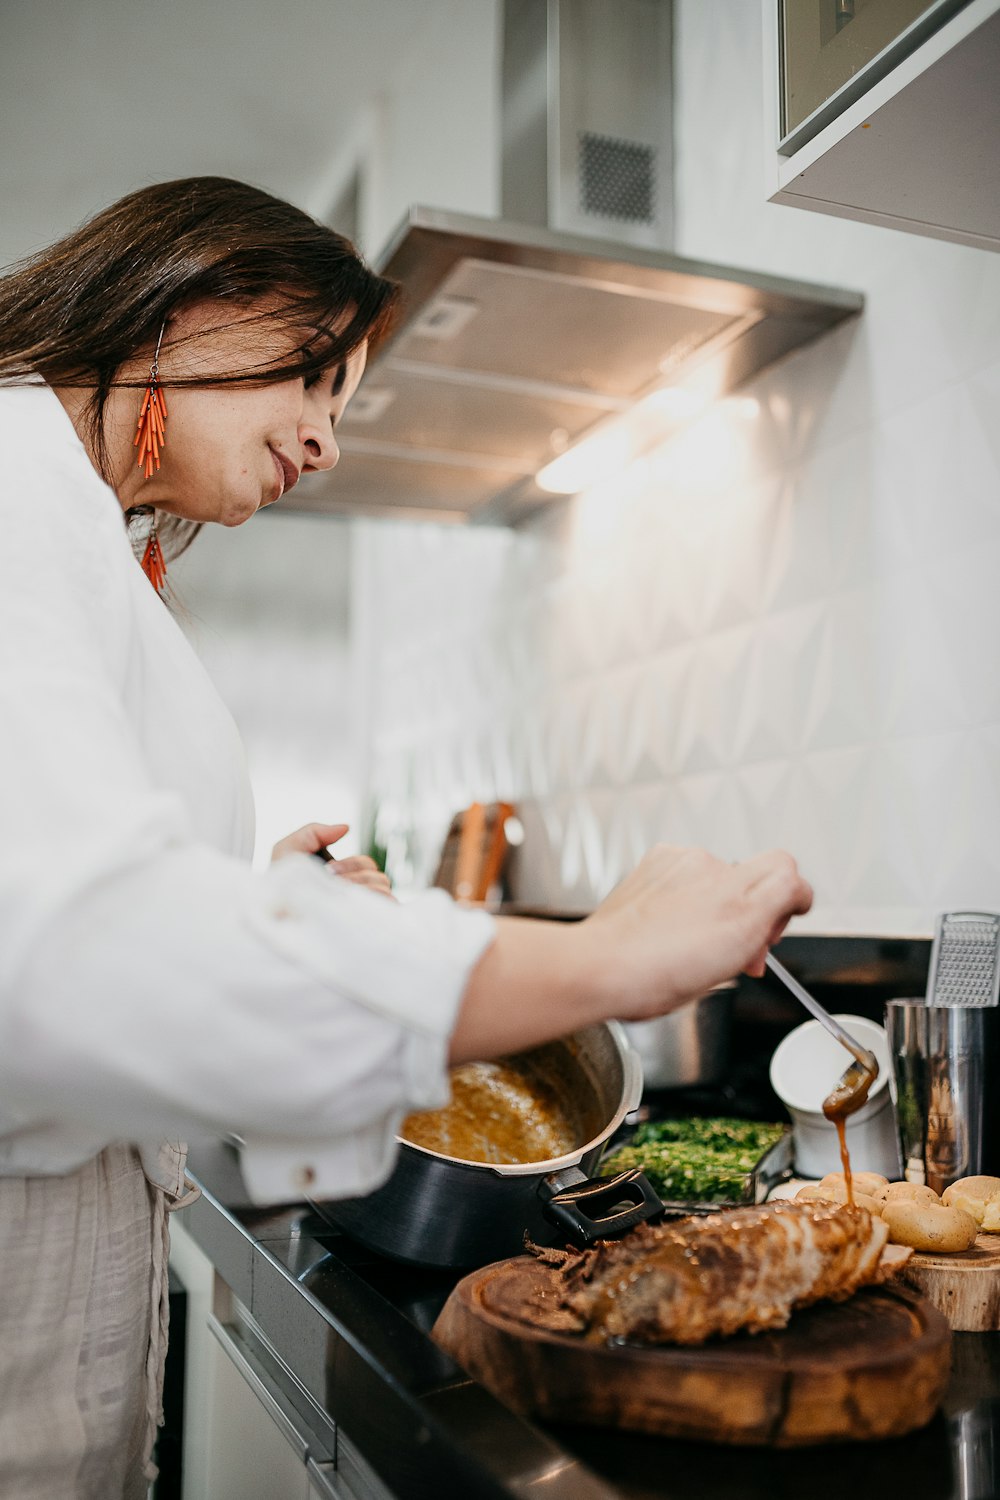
left=762, top=0, right=1000, bottom=252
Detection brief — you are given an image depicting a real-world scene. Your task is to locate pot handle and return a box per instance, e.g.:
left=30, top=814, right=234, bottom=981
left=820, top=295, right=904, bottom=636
left=540, top=1167, right=663, bottom=1246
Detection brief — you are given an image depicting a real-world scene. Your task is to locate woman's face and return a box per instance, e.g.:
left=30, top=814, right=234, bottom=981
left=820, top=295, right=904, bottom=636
left=113, top=300, right=367, bottom=526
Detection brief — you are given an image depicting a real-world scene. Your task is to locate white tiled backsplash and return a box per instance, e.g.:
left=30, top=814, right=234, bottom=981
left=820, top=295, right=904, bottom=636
left=354, top=0, right=1000, bottom=935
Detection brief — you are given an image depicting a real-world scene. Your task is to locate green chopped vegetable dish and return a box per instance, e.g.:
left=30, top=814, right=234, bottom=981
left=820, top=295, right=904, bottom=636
left=601, top=1117, right=787, bottom=1204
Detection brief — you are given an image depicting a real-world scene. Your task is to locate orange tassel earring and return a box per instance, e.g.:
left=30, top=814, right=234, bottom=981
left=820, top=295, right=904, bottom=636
left=140, top=524, right=167, bottom=593
left=135, top=324, right=168, bottom=592
left=134, top=324, right=167, bottom=480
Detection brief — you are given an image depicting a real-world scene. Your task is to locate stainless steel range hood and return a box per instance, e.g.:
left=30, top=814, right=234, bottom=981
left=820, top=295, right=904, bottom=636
left=290, top=0, right=863, bottom=526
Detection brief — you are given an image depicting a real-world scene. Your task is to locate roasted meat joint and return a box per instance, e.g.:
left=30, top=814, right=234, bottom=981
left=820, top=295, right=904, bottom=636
left=527, top=1199, right=909, bottom=1345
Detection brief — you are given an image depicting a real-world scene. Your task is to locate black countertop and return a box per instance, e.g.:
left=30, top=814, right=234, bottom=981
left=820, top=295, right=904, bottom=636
left=183, top=1139, right=1000, bottom=1500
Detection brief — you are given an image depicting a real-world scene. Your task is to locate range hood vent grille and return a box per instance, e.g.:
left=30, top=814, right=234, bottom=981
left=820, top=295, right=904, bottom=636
left=580, top=132, right=657, bottom=225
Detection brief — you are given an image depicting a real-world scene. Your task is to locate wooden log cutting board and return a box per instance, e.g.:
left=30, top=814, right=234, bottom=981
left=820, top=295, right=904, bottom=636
left=433, top=1255, right=951, bottom=1448
left=901, top=1231, right=1000, bottom=1331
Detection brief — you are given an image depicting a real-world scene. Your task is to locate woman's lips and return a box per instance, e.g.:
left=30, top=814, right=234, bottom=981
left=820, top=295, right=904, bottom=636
left=268, top=448, right=299, bottom=502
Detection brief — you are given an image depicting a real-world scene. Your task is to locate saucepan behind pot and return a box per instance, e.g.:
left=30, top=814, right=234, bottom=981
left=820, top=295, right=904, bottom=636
left=311, top=1021, right=659, bottom=1268
left=624, top=982, right=736, bottom=1089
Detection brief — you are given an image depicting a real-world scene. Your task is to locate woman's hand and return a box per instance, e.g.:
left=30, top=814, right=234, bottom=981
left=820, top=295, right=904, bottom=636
left=271, top=821, right=394, bottom=899
left=581, top=845, right=813, bottom=1020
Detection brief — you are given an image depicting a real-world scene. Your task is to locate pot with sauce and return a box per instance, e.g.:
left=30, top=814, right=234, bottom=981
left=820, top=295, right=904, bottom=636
left=311, top=1021, right=660, bottom=1268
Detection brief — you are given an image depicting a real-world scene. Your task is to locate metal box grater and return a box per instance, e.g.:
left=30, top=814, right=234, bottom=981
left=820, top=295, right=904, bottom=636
left=925, top=911, right=1000, bottom=1008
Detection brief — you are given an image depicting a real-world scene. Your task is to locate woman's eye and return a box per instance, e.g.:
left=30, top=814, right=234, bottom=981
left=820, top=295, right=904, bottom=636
left=304, top=366, right=337, bottom=394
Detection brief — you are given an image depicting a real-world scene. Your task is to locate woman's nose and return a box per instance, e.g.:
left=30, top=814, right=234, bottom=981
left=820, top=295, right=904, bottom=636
left=299, top=407, right=340, bottom=472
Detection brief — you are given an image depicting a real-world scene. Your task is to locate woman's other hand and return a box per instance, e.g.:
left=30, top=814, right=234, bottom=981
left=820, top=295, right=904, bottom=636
left=271, top=821, right=394, bottom=899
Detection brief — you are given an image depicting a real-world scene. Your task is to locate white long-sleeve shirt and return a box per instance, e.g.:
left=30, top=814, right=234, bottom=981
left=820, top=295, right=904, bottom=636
left=0, top=383, right=494, bottom=1203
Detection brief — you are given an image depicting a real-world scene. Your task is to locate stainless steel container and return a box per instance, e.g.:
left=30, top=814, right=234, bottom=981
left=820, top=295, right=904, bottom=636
left=885, top=997, right=1000, bottom=1193
left=624, top=984, right=736, bottom=1089
left=311, top=1021, right=656, bottom=1268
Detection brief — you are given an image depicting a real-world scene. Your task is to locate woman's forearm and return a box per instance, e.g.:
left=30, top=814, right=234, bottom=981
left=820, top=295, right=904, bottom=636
left=447, top=915, right=610, bottom=1064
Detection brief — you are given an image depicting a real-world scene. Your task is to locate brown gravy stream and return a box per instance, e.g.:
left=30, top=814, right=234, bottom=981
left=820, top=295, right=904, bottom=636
left=822, top=1056, right=878, bottom=1209
left=834, top=1117, right=853, bottom=1205
left=400, top=1045, right=603, bottom=1165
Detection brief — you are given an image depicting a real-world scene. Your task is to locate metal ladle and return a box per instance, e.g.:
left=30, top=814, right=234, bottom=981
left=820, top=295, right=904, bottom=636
left=765, top=954, right=879, bottom=1118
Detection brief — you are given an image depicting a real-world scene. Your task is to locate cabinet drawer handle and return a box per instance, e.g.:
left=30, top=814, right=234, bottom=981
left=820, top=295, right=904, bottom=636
left=207, top=1314, right=333, bottom=1466
left=306, top=1457, right=349, bottom=1499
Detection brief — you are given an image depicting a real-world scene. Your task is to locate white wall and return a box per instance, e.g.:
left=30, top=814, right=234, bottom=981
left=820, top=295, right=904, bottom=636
left=0, top=0, right=480, bottom=269
left=356, top=0, right=502, bottom=258
left=356, top=0, right=1000, bottom=936
left=170, top=513, right=357, bottom=865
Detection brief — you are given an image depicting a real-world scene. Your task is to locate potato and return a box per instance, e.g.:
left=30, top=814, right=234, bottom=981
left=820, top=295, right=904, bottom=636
left=818, top=1171, right=889, bottom=1199
left=795, top=1182, right=881, bottom=1216
left=882, top=1200, right=978, bottom=1253
left=873, top=1180, right=940, bottom=1210
left=795, top=1183, right=837, bottom=1202
left=941, top=1175, right=1000, bottom=1232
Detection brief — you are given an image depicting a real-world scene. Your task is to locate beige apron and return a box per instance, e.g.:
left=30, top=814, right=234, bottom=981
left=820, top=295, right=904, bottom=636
left=0, top=1143, right=180, bottom=1500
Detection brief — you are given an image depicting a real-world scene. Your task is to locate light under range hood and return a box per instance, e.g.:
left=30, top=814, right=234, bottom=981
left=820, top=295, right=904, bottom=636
left=289, top=2, right=864, bottom=527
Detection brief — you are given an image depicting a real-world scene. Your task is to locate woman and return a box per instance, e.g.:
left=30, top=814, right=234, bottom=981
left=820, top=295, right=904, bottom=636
left=0, top=177, right=812, bottom=1498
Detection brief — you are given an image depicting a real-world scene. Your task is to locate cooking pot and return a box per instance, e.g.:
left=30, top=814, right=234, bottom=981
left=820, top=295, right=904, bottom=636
left=310, top=1021, right=661, bottom=1268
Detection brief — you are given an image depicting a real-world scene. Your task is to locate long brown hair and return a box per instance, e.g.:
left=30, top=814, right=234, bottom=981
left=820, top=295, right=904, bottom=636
left=0, top=176, right=399, bottom=559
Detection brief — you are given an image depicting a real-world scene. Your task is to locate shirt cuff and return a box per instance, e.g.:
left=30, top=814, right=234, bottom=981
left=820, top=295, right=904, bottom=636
left=239, top=860, right=495, bottom=1204
left=238, top=1110, right=406, bottom=1203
